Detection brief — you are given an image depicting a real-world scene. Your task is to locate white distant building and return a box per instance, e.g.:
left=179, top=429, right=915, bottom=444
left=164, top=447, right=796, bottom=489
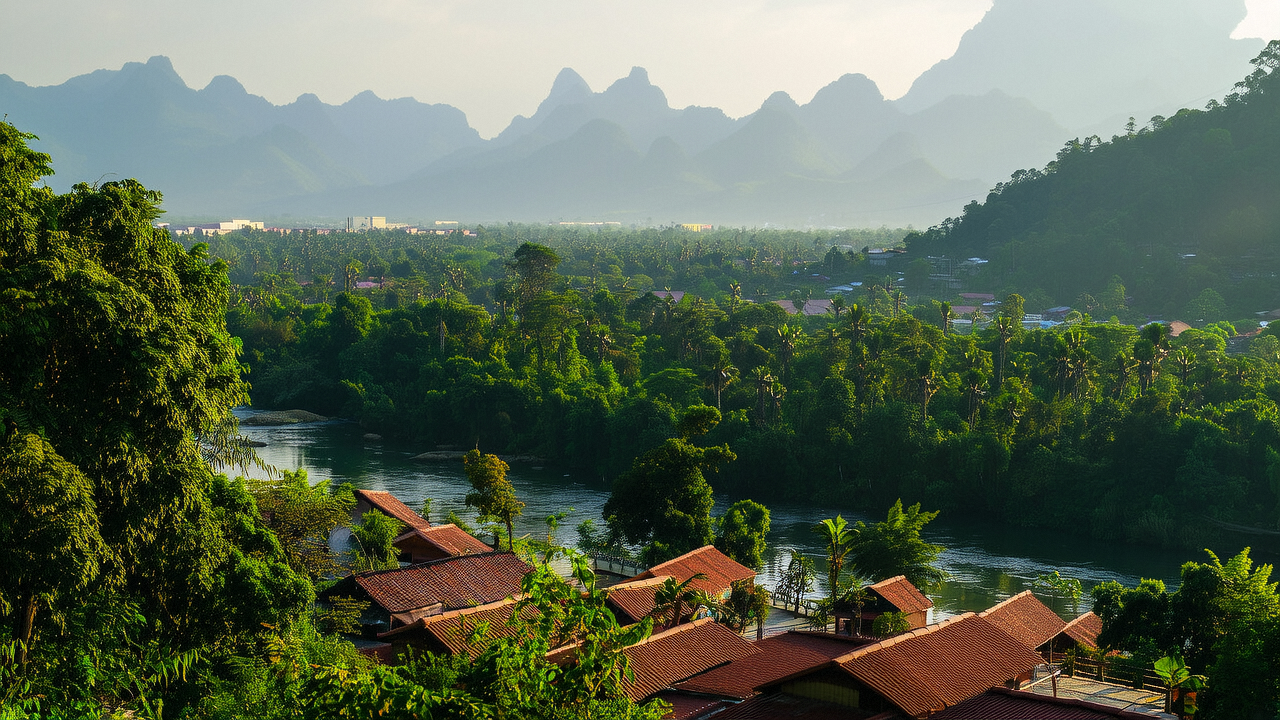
left=172, top=219, right=263, bottom=236
left=348, top=216, right=387, bottom=232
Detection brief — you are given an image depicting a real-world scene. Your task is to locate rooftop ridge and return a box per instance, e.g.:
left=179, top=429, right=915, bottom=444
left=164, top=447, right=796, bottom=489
left=832, top=612, right=976, bottom=664
left=353, top=549, right=512, bottom=579
left=629, top=616, right=719, bottom=648
left=867, top=574, right=908, bottom=589
left=608, top=575, right=671, bottom=590
left=978, top=589, right=1035, bottom=616
left=645, top=544, right=719, bottom=573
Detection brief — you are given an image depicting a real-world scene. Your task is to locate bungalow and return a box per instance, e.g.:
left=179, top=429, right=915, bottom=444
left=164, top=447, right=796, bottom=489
left=747, top=613, right=1043, bottom=718
left=836, top=575, right=933, bottom=635
left=376, top=597, right=540, bottom=659
left=607, top=545, right=754, bottom=626
left=319, top=551, right=531, bottom=632
left=1047, top=611, right=1104, bottom=658
left=672, top=631, right=868, bottom=702
left=978, top=591, right=1067, bottom=658
left=352, top=489, right=430, bottom=532
left=616, top=618, right=757, bottom=703
left=393, top=524, right=493, bottom=564
left=628, top=545, right=755, bottom=599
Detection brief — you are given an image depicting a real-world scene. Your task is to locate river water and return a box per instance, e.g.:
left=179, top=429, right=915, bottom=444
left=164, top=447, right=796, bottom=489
left=232, top=411, right=1226, bottom=620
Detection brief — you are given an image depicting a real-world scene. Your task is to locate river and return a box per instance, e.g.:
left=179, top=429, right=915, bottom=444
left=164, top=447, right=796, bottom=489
left=232, top=410, right=1240, bottom=620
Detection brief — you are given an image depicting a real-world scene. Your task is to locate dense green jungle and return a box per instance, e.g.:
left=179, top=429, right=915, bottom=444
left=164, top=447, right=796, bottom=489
left=4, top=39, right=1280, bottom=720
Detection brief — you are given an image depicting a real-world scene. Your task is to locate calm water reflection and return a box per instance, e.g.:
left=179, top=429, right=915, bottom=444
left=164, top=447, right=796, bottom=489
left=231, top=410, right=1268, bottom=619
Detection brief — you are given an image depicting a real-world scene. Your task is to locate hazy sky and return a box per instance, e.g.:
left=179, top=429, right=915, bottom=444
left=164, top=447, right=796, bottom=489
left=4, top=0, right=1279, bottom=137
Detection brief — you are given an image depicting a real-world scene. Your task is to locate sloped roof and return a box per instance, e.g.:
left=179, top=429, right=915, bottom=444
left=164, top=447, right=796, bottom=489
left=761, top=614, right=1041, bottom=718
left=354, top=489, right=430, bottom=531
left=710, top=692, right=872, bottom=720
left=673, top=631, right=867, bottom=700
left=931, top=687, right=1153, bottom=719
left=606, top=576, right=669, bottom=624
left=621, top=618, right=757, bottom=702
left=647, top=690, right=728, bottom=720
left=1060, top=611, right=1103, bottom=650
left=979, top=591, right=1067, bottom=650
left=378, top=597, right=538, bottom=658
left=867, top=575, right=933, bottom=614
left=834, top=614, right=1042, bottom=717
left=354, top=551, right=530, bottom=613
left=632, top=545, right=755, bottom=597
left=393, top=524, right=492, bottom=557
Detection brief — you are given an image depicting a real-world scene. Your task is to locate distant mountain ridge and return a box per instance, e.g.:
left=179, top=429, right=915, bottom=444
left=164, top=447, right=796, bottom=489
left=0, top=0, right=1263, bottom=225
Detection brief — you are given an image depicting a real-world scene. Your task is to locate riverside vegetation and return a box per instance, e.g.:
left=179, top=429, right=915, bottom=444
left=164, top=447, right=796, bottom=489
left=5, top=41, right=1280, bottom=719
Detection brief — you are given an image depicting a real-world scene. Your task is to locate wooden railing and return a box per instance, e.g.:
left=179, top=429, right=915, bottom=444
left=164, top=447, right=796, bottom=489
left=590, top=552, right=645, bottom=578
left=1054, top=653, right=1169, bottom=698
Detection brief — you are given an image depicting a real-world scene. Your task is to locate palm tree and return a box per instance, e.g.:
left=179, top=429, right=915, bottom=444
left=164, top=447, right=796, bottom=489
left=728, top=281, right=743, bottom=316
left=705, top=358, right=738, bottom=411
left=829, top=295, right=846, bottom=322
left=892, top=290, right=906, bottom=317
left=964, top=369, right=987, bottom=428
left=842, top=303, right=868, bottom=346
left=841, top=584, right=871, bottom=637
left=994, top=315, right=1016, bottom=387
left=916, top=358, right=938, bottom=431
left=652, top=573, right=708, bottom=629
left=813, top=516, right=856, bottom=607
left=752, top=368, right=775, bottom=426
left=939, top=301, right=955, bottom=337
left=775, top=324, right=801, bottom=380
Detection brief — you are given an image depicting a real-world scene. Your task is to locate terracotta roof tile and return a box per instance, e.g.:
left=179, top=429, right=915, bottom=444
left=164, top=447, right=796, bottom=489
left=674, top=632, right=869, bottom=699
left=606, top=576, right=670, bottom=624
left=648, top=690, right=729, bottom=720
left=1060, top=611, right=1103, bottom=650
left=931, top=687, right=1153, bottom=719
left=979, top=591, right=1067, bottom=650
left=355, top=489, right=431, bottom=531
left=632, top=546, right=755, bottom=597
left=379, top=598, right=539, bottom=658
left=818, top=614, right=1042, bottom=717
left=393, top=524, right=492, bottom=557
left=867, top=575, right=933, bottom=614
left=711, top=692, right=879, bottom=720
left=621, top=618, right=758, bottom=702
left=354, top=551, right=530, bottom=613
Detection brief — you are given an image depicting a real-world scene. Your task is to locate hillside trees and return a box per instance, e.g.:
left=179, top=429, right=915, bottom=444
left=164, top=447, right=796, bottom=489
left=0, top=121, right=313, bottom=712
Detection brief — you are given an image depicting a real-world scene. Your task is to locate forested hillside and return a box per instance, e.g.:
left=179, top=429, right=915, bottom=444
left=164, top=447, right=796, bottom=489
left=908, top=41, right=1280, bottom=320
left=212, top=218, right=1280, bottom=552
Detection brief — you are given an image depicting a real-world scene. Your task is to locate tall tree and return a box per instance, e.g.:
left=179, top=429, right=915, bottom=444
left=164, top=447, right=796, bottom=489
left=813, top=515, right=855, bottom=603
left=847, top=500, right=946, bottom=590
left=463, top=449, right=524, bottom=551
left=604, top=408, right=735, bottom=565
left=715, top=499, right=771, bottom=570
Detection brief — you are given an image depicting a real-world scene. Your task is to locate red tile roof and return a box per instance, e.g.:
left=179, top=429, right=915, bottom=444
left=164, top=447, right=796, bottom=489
left=621, top=618, right=758, bottom=702
left=979, top=591, right=1067, bottom=650
left=354, top=489, right=431, bottom=531
left=761, top=614, right=1041, bottom=718
left=835, top=615, right=1042, bottom=717
left=867, top=575, right=933, bottom=614
left=1060, top=611, right=1103, bottom=650
left=710, top=692, right=879, bottom=720
left=931, top=687, right=1153, bottom=719
left=648, top=690, right=728, bottom=720
left=606, top=576, right=670, bottom=624
left=393, top=524, right=492, bottom=557
left=354, top=551, right=530, bottom=613
left=674, top=632, right=869, bottom=700
left=378, top=597, right=539, bottom=658
left=632, top=545, right=755, bottom=597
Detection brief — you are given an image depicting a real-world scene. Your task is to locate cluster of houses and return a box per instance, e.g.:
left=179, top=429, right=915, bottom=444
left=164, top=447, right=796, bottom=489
left=325, top=489, right=1151, bottom=720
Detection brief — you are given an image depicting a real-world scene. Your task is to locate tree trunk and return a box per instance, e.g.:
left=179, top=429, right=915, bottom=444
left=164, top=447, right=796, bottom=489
left=506, top=518, right=515, bottom=551
left=16, top=594, right=36, bottom=664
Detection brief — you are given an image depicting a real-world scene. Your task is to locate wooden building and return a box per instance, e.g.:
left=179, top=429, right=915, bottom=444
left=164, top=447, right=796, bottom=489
left=392, top=524, right=492, bottom=564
